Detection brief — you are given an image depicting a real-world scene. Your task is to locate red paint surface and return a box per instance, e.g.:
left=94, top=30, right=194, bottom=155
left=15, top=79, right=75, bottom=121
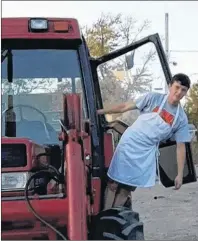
left=2, top=18, right=81, bottom=40
left=64, top=94, right=87, bottom=239
left=66, top=141, right=87, bottom=240
left=2, top=198, right=68, bottom=239
left=92, top=178, right=101, bottom=215
left=104, top=133, right=114, bottom=168
left=1, top=137, right=46, bottom=172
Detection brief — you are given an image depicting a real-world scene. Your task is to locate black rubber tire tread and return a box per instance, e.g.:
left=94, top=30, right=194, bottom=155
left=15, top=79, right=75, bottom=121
left=90, top=206, right=144, bottom=240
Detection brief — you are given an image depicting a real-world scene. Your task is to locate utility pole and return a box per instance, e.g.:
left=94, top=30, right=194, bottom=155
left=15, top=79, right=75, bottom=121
left=165, top=13, right=169, bottom=93
left=165, top=13, right=169, bottom=60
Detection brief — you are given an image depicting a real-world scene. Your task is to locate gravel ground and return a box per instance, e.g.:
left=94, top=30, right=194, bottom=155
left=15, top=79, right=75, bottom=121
left=132, top=165, right=198, bottom=240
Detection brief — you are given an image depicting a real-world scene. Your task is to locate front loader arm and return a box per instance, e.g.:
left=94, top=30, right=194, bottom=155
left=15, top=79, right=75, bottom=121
left=62, top=94, right=87, bottom=240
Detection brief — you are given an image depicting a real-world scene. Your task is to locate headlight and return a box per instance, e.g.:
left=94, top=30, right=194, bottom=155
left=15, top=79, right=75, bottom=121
left=1, top=172, right=29, bottom=191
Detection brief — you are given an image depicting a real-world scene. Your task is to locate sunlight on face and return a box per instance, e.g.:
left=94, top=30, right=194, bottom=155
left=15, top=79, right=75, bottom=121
left=168, top=81, right=189, bottom=103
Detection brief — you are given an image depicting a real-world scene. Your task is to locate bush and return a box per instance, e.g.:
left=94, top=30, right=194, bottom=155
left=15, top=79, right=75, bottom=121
left=191, top=142, right=198, bottom=164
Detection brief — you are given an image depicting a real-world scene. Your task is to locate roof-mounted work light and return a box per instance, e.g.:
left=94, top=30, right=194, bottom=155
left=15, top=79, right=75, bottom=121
left=29, top=18, right=48, bottom=32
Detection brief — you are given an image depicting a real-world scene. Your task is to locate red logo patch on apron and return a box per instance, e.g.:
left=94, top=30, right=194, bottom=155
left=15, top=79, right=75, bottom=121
left=152, top=106, right=174, bottom=125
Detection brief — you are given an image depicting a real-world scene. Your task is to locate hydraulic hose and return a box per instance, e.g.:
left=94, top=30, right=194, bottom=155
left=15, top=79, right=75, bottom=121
left=24, top=169, right=67, bottom=240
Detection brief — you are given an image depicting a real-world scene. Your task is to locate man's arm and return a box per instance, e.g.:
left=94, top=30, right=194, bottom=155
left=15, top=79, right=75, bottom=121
left=175, top=142, right=186, bottom=189
left=176, top=142, right=186, bottom=176
left=97, top=101, right=137, bottom=115
left=173, top=114, right=191, bottom=190
left=97, top=92, right=155, bottom=115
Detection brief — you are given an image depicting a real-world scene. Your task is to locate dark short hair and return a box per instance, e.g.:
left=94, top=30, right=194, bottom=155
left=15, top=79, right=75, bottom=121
left=171, top=73, right=191, bottom=89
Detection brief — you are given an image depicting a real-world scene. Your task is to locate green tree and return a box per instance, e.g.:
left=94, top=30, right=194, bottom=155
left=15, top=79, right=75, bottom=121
left=83, top=13, right=122, bottom=57
left=83, top=12, right=151, bottom=57
left=185, top=81, right=198, bottom=138
left=184, top=81, right=198, bottom=163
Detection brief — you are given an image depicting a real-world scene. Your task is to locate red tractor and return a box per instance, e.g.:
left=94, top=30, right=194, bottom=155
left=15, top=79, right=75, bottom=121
left=1, top=17, right=197, bottom=240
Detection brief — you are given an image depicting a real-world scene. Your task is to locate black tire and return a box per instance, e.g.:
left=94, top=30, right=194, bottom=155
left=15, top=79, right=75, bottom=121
left=90, top=206, right=144, bottom=240
left=124, top=196, right=132, bottom=209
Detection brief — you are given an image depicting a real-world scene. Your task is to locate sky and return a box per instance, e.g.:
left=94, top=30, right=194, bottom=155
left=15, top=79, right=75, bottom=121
left=2, top=1, right=198, bottom=91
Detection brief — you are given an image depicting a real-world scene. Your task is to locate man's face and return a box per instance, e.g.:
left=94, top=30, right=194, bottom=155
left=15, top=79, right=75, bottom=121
left=168, top=81, right=189, bottom=103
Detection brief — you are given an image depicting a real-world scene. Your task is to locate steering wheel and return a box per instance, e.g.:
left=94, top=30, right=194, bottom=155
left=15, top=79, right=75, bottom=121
left=2, top=104, right=47, bottom=122
left=2, top=104, right=50, bottom=139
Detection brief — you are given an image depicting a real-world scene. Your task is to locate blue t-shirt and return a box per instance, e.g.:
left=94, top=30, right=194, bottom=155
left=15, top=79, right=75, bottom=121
left=134, top=92, right=191, bottom=143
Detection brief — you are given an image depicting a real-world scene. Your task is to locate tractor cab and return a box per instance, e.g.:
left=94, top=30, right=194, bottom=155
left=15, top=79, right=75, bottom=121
left=1, top=17, right=197, bottom=240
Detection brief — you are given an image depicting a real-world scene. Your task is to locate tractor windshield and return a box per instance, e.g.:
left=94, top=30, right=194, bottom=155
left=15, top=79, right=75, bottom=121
left=1, top=48, right=86, bottom=145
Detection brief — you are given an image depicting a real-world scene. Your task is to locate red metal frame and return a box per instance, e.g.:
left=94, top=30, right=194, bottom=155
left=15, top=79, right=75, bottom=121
left=2, top=93, right=92, bottom=240
left=2, top=138, right=47, bottom=173
left=66, top=140, right=87, bottom=239
left=91, top=178, right=101, bottom=215
left=2, top=199, right=68, bottom=240
left=1, top=17, right=104, bottom=240
left=2, top=199, right=68, bottom=222
left=2, top=18, right=81, bottom=40
left=104, top=133, right=114, bottom=168
left=64, top=94, right=88, bottom=239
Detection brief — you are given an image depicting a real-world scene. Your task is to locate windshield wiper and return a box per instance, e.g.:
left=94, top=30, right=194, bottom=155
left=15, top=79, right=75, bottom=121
left=1, top=49, right=13, bottom=83
left=7, top=50, right=13, bottom=83
left=1, top=49, right=9, bottom=63
left=1, top=48, right=16, bottom=137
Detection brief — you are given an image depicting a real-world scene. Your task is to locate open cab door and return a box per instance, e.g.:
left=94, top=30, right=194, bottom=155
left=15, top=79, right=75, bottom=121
left=91, top=33, right=197, bottom=188
left=105, top=120, right=197, bottom=188
left=158, top=139, right=197, bottom=187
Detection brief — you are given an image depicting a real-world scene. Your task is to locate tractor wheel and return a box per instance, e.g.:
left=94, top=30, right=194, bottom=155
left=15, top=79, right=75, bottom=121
left=124, top=196, right=132, bottom=209
left=90, top=206, right=144, bottom=240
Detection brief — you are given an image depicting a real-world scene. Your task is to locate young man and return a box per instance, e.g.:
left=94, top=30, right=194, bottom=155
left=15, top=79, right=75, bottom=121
left=97, top=73, right=191, bottom=209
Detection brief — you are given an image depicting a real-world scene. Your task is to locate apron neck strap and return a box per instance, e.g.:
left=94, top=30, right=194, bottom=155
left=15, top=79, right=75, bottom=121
left=157, top=94, right=168, bottom=114
left=157, top=94, right=180, bottom=128
left=172, top=103, right=180, bottom=128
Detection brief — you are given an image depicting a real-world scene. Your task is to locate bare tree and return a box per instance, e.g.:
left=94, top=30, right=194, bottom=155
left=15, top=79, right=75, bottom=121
left=1, top=78, right=55, bottom=95
left=119, top=17, right=150, bottom=46
left=83, top=13, right=157, bottom=109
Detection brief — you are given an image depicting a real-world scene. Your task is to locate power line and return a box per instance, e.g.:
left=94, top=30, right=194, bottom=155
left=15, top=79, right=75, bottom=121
left=170, top=50, right=198, bottom=53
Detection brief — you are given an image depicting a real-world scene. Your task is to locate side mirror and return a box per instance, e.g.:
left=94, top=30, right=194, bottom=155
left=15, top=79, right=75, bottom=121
left=188, top=124, right=197, bottom=141
left=125, top=51, right=135, bottom=70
